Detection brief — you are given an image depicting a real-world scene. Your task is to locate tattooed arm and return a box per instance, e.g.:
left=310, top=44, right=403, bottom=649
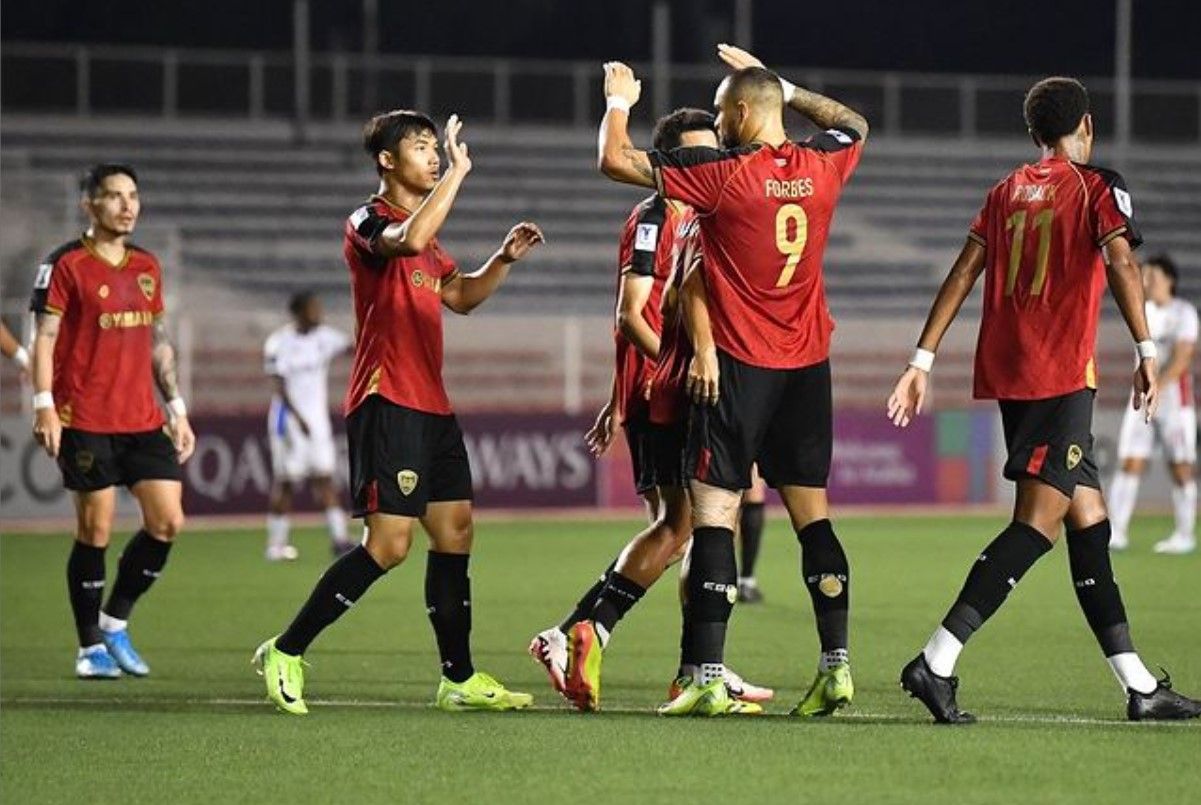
left=152, top=318, right=196, bottom=463
left=31, top=312, right=62, bottom=457
left=597, top=62, right=656, bottom=187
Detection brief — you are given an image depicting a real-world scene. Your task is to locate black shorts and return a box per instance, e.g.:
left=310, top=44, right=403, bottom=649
left=58, top=427, right=182, bottom=492
left=623, top=412, right=686, bottom=494
left=346, top=396, right=473, bottom=518
left=999, top=389, right=1100, bottom=497
left=685, top=352, right=832, bottom=491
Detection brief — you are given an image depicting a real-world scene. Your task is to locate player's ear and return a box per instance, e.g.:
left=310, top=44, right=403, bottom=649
left=1080, top=113, right=1093, bottom=140
left=1027, top=127, right=1041, bottom=149
left=79, top=193, right=93, bottom=220
left=376, top=149, right=395, bottom=174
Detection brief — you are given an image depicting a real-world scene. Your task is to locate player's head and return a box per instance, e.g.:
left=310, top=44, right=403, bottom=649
left=1142, top=253, right=1178, bottom=302
left=652, top=108, right=718, bottom=151
left=79, top=163, right=139, bottom=237
left=363, top=110, right=440, bottom=191
left=713, top=67, right=784, bottom=148
left=1024, top=77, right=1092, bottom=158
left=289, top=290, right=322, bottom=329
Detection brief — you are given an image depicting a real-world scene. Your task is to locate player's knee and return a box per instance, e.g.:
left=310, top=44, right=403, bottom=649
left=690, top=485, right=740, bottom=530
left=365, top=529, right=411, bottom=569
left=1168, top=463, right=1194, bottom=485
left=1120, top=457, right=1145, bottom=475
left=145, top=510, right=185, bottom=541
left=76, top=521, right=112, bottom=548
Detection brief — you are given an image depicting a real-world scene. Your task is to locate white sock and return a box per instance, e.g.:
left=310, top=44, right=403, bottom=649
left=79, top=643, right=105, bottom=656
left=1171, top=481, right=1197, bottom=541
left=700, top=662, right=725, bottom=685
left=922, top=626, right=964, bottom=678
left=738, top=576, right=757, bottom=586
left=325, top=506, right=348, bottom=543
left=267, top=514, right=290, bottom=549
left=593, top=622, right=610, bottom=648
left=1107, top=471, right=1140, bottom=537
left=1106, top=652, right=1158, bottom=694
left=819, top=648, right=849, bottom=671
left=98, top=612, right=127, bottom=634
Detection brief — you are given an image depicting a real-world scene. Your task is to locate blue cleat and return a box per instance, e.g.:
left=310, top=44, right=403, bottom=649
left=76, top=644, right=123, bottom=679
left=102, top=629, right=150, bottom=676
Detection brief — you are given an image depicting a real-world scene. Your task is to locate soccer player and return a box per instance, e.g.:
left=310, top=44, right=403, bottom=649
left=254, top=111, right=543, bottom=715
left=888, top=77, right=1201, bottom=722
left=263, top=290, right=353, bottom=561
left=1, top=320, right=30, bottom=375
left=597, top=44, right=868, bottom=716
left=530, top=110, right=771, bottom=712
left=1108, top=254, right=1197, bottom=554
left=29, top=163, right=195, bottom=679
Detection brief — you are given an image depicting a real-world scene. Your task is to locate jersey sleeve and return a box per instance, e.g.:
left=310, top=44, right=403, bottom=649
left=29, top=255, right=74, bottom=316
left=430, top=240, right=460, bottom=284
left=149, top=258, right=166, bottom=317
left=1089, top=169, right=1142, bottom=249
left=1179, top=304, right=1200, bottom=344
left=324, top=326, right=353, bottom=357
left=967, top=190, right=991, bottom=247
left=263, top=333, right=284, bottom=376
left=346, top=203, right=392, bottom=255
left=801, top=127, right=864, bottom=184
left=648, top=146, right=743, bottom=214
left=623, top=199, right=667, bottom=277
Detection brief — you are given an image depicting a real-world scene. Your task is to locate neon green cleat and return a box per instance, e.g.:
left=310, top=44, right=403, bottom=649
left=253, top=637, right=308, bottom=716
left=435, top=671, right=533, bottom=712
left=658, top=677, right=764, bottom=717
left=564, top=620, right=603, bottom=712
left=791, top=663, right=854, bottom=717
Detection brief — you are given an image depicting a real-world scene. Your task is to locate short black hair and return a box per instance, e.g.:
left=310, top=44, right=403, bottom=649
left=723, top=66, right=784, bottom=109
left=80, top=163, right=138, bottom=197
left=652, top=107, right=717, bottom=151
left=289, top=290, right=318, bottom=317
left=363, top=110, right=438, bottom=175
left=1144, top=253, right=1179, bottom=295
left=1023, top=77, right=1089, bottom=146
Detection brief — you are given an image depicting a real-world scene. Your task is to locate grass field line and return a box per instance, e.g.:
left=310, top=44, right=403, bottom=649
left=3, top=695, right=1195, bottom=728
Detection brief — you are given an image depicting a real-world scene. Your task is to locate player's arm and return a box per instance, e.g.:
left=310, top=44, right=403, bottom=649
left=617, top=273, right=660, bottom=361
left=1104, top=236, right=1159, bottom=420
left=716, top=44, right=869, bottom=140
left=375, top=115, right=471, bottom=257
left=151, top=318, right=196, bottom=463
left=0, top=321, right=29, bottom=372
left=887, top=239, right=986, bottom=427
left=441, top=222, right=545, bottom=314
left=1160, top=340, right=1194, bottom=383
left=681, top=263, right=720, bottom=406
left=270, top=375, right=310, bottom=435
left=584, top=372, right=620, bottom=456
left=597, top=62, right=655, bottom=188
left=30, top=312, right=62, bottom=458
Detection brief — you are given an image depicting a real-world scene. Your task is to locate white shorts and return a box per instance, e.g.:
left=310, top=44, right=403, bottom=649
left=1117, top=395, right=1197, bottom=464
left=268, top=414, right=338, bottom=482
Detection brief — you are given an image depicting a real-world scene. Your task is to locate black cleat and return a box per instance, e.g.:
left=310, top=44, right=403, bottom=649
left=900, top=654, right=976, bottom=725
left=737, top=579, right=764, bottom=604
left=1127, top=671, right=1201, bottom=721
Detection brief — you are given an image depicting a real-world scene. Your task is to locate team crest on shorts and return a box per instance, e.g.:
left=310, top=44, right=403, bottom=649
left=76, top=450, right=95, bottom=473
left=725, top=585, right=738, bottom=604
left=137, top=273, right=156, bottom=301
left=1066, top=444, right=1083, bottom=470
left=397, top=469, right=419, bottom=496
left=818, top=573, right=844, bottom=598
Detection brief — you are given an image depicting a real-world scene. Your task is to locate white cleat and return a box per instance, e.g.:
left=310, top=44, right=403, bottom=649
left=1109, top=531, right=1130, bottom=551
left=1153, top=535, right=1196, bottom=555
left=266, top=544, right=300, bottom=562
left=528, top=627, right=569, bottom=698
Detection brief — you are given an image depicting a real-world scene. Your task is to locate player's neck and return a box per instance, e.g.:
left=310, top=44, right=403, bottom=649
left=375, top=178, right=422, bottom=214
left=1042, top=139, right=1088, bottom=164
left=84, top=227, right=129, bottom=265
left=746, top=121, right=787, bottom=148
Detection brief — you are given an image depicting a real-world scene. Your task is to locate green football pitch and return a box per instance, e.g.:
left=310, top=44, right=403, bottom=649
left=2, top=514, right=1198, bottom=804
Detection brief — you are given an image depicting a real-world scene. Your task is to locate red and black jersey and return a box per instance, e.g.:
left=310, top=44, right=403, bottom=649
left=968, top=156, right=1142, bottom=400
left=28, top=238, right=166, bottom=433
left=648, top=220, right=702, bottom=426
left=648, top=128, right=862, bottom=370
left=343, top=195, right=461, bottom=417
left=614, top=194, right=693, bottom=422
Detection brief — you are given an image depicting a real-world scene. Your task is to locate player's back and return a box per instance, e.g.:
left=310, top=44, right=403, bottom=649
left=971, top=156, right=1140, bottom=400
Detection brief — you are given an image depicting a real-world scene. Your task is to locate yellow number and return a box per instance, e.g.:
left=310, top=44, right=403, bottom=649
left=774, top=203, right=809, bottom=287
left=1004, top=208, right=1055, bottom=297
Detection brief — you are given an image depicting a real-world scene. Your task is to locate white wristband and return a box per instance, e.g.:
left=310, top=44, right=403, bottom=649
left=908, top=348, right=936, bottom=373
left=167, top=397, right=188, bottom=418
left=1135, top=340, right=1157, bottom=361
left=13, top=346, right=30, bottom=370
left=32, top=390, right=54, bottom=410
left=605, top=95, right=631, bottom=114
left=779, top=76, right=797, bottom=101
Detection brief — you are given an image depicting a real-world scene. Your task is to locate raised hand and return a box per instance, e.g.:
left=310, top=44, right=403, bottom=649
left=500, top=222, right=545, bottom=263
left=886, top=366, right=928, bottom=428
left=717, top=43, right=765, bottom=71
left=444, top=114, right=472, bottom=175
left=603, top=62, right=642, bottom=107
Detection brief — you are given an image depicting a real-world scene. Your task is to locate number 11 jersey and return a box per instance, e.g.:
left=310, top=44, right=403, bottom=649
left=968, top=156, right=1141, bottom=401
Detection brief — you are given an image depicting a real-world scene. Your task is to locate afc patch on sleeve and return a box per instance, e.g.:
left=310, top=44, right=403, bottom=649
left=1113, top=186, right=1133, bottom=218
left=634, top=223, right=659, bottom=252
left=33, top=263, right=53, bottom=289
left=349, top=206, right=371, bottom=229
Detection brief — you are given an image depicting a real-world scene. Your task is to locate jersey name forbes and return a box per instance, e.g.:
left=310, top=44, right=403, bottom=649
left=765, top=177, right=814, bottom=199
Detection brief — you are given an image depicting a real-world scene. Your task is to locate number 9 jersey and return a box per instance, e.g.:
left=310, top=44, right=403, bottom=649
left=968, top=156, right=1142, bottom=400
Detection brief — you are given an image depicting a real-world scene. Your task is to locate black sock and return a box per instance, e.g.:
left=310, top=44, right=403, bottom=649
left=739, top=502, right=765, bottom=579
left=67, top=542, right=106, bottom=647
left=797, top=519, right=850, bottom=652
left=103, top=530, right=172, bottom=621
left=941, top=521, right=1053, bottom=643
left=1067, top=519, right=1135, bottom=656
left=426, top=552, right=474, bottom=683
left=559, top=559, right=616, bottom=634
left=276, top=545, right=386, bottom=656
left=589, top=571, right=646, bottom=642
left=683, top=527, right=736, bottom=665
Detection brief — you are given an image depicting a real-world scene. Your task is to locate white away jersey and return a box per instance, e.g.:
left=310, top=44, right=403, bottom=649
left=1147, top=297, right=1198, bottom=406
left=264, top=324, right=351, bottom=433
